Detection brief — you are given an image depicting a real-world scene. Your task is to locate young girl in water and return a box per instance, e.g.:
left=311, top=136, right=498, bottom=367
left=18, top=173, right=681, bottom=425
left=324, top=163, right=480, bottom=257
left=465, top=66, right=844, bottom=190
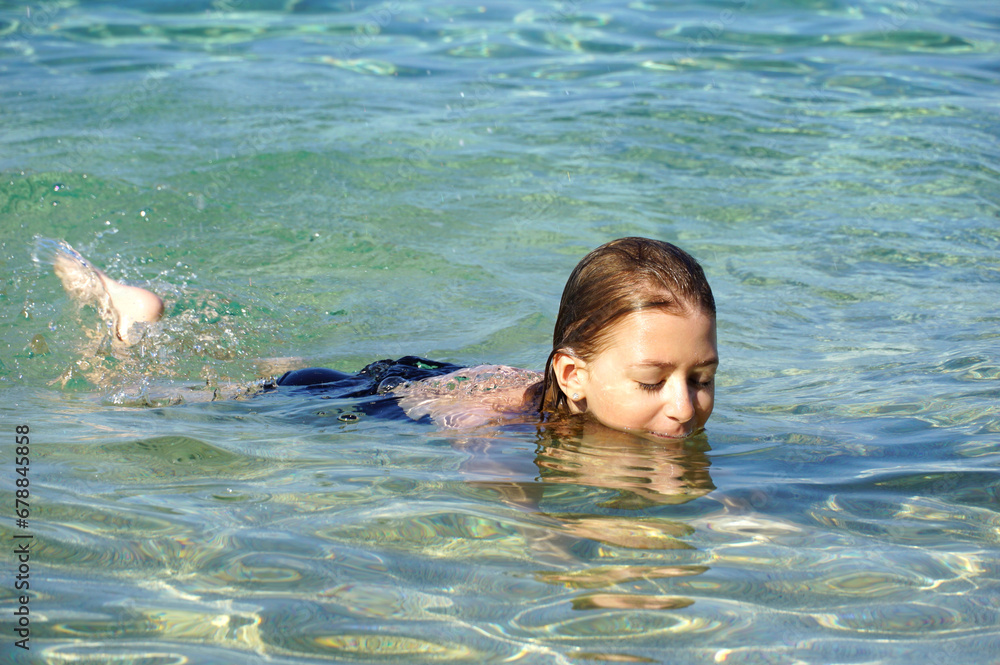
left=41, top=236, right=718, bottom=441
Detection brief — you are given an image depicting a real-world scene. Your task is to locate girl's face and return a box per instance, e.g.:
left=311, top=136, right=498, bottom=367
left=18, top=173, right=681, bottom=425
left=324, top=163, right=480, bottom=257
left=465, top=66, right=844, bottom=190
left=558, top=308, right=718, bottom=441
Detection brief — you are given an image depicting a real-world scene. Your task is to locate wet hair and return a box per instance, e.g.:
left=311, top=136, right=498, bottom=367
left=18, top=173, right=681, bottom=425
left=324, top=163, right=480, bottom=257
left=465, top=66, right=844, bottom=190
left=539, top=237, right=716, bottom=413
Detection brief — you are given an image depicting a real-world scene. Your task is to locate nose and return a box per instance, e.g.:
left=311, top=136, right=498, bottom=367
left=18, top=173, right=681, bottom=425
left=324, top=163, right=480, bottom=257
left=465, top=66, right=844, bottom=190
left=663, top=378, right=695, bottom=424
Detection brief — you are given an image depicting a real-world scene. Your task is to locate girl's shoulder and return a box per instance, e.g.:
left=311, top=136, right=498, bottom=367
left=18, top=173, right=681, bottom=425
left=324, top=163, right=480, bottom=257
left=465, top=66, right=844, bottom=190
left=411, top=364, right=542, bottom=396
left=395, top=364, right=543, bottom=428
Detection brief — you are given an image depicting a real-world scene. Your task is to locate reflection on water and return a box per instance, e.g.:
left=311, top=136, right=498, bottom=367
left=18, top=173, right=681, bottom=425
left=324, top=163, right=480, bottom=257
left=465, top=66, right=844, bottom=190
left=444, top=422, right=715, bottom=623
left=535, top=423, right=715, bottom=508
left=530, top=426, right=712, bottom=613
left=463, top=425, right=713, bottom=500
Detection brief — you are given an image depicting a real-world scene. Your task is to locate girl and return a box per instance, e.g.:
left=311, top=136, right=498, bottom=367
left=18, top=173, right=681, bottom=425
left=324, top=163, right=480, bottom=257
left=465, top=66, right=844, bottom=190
left=39, top=236, right=718, bottom=440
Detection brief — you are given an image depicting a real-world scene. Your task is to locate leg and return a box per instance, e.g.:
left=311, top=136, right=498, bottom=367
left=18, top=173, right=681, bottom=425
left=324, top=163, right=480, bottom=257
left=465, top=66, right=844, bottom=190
left=34, top=237, right=164, bottom=345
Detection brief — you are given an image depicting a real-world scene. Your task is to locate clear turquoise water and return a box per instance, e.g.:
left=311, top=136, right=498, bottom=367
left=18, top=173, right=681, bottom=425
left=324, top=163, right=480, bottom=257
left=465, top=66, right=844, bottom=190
left=2, top=0, right=999, bottom=662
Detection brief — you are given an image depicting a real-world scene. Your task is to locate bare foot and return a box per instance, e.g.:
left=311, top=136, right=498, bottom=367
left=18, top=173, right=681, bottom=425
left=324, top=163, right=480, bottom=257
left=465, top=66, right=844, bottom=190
left=34, top=237, right=164, bottom=344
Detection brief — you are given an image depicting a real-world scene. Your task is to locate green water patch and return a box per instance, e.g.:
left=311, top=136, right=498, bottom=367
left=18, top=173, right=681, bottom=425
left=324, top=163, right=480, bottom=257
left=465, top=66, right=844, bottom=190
left=88, top=434, right=271, bottom=482
left=1, top=170, right=252, bottom=264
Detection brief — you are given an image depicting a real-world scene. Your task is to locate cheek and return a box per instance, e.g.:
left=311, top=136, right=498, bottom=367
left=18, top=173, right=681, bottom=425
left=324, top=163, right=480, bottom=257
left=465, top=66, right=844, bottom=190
left=696, top=389, right=715, bottom=422
left=600, top=392, right=662, bottom=427
left=587, top=387, right=642, bottom=424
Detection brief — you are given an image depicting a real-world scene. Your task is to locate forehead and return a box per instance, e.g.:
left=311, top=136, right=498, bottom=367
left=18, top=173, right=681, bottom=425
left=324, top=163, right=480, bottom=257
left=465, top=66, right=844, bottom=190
left=597, top=307, right=717, bottom=361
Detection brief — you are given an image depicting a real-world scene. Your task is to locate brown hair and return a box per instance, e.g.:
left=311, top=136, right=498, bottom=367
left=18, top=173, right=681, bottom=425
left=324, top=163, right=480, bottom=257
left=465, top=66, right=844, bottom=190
left=539, top=237, right=716, bottom=413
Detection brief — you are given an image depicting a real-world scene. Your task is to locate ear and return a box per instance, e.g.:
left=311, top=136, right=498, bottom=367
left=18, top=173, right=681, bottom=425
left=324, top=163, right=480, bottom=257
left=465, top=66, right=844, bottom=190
left=552, top=350, right=588, bottom=412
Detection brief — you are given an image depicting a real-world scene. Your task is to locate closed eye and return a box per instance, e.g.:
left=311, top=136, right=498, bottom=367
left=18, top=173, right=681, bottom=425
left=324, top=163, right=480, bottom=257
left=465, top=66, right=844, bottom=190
left=637, top=381, right=664, bottom=392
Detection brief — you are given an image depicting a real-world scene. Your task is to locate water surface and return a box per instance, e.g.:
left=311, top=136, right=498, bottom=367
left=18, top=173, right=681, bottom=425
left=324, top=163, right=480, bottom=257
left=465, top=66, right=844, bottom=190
left=1, top=0, right=999, bottom=663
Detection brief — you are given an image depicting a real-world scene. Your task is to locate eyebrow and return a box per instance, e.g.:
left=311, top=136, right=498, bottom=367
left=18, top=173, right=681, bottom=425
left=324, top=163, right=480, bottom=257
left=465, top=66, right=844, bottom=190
left=632, top=359, right=720, bottom=369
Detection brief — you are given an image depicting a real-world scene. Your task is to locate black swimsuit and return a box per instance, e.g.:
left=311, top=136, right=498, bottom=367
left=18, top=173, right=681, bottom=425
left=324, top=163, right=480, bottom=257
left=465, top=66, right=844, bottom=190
left=273, top=356, right=464, bottom=422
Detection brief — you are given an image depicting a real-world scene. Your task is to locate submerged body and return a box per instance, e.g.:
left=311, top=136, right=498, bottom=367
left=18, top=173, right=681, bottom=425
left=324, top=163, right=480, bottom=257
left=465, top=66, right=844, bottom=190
left=37, top=235, right=718, bottom=440
left=274, top=358, right=543, bottom=428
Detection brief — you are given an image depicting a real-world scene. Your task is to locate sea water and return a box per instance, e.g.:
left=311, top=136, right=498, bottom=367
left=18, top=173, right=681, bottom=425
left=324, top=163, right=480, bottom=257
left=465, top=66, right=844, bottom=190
left=1, top=0, right=998, bottom=663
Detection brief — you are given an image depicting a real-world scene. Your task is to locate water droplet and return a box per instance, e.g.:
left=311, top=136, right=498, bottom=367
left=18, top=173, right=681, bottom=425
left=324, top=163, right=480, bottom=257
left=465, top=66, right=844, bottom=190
left=27, top=334, right=49, bottom=356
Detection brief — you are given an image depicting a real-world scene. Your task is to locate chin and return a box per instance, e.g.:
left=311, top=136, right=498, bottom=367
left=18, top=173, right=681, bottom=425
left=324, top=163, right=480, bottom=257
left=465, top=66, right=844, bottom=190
left=641, top=429, right=689, bottom=441
left=585, top=416, right=701, bottom=443
left=637, top=423, right=710, bottom=441
left=609, top=424, right=691, bottom=441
